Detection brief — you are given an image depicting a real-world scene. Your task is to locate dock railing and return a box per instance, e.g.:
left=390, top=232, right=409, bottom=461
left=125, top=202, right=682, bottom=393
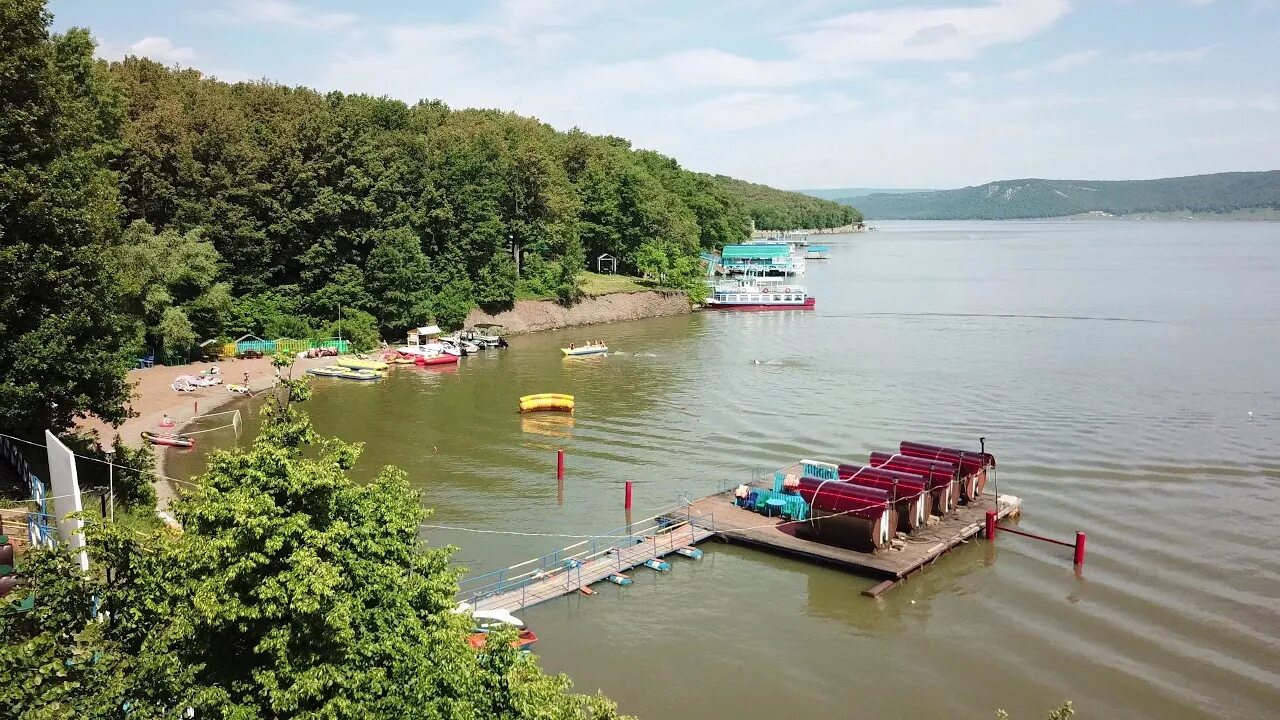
left=456, top=509, right=716, bottom=610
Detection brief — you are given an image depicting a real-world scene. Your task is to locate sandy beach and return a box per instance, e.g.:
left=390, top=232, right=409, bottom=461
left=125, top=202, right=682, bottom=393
left=79, top=354, right=340, bottom=508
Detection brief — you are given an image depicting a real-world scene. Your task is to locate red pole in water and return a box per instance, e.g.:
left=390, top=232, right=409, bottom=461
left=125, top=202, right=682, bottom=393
left=985, top=509, right=997, bottom=540
left=556, top=449, right=564, bottom=480
left=1073, top=531, right=1087, bottom=566
left=194, top=401, right=198, bottom=416
left=625, top=481, right=633, bottom=510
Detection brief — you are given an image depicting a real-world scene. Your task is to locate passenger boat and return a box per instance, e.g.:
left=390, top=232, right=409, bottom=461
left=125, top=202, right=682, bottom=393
left=704, top=275, right=815, bottom=311
left=141, top=431, right=195, bottom=449
left=306, top=366, right=381, bottom=381
left=561, top=343, right=608, bottom=356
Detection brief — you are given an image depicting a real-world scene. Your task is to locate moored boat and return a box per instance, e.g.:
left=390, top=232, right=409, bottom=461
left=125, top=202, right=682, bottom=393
left=704, top=274, right=815, bottom=311
left=306, top=366, right=381, bottom=381
left=141, top=431, right=195, bottom=449
left=415, top=353, right=459, bottom=366
left=336, top=357, right=388, bottom=371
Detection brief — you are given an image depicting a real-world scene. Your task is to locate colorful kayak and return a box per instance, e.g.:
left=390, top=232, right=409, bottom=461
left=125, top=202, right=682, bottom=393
left=306, top=366, right=381, bottom=381
left=141, top=431, right=195, bottom=449
left=561, top=344, right=608, bottom=356
left=336, top=357, right=388, bottom=371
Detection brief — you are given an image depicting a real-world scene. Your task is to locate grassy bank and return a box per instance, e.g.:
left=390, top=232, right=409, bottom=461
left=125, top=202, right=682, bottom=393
left=517, top=271, right=675, bottom=300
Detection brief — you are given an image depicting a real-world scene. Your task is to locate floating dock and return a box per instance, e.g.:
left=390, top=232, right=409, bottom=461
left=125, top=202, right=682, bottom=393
left=457, top=473, right=1021, bottom=610
left=674, top=485, right=1020, bottom=598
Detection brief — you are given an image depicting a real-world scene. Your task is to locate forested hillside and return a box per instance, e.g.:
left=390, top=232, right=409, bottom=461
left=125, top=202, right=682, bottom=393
left=844, top=171, right=1280, bottom=220
left=711, top=176, right=863, bottom=230
left=103, top=58, right=766, bottom=357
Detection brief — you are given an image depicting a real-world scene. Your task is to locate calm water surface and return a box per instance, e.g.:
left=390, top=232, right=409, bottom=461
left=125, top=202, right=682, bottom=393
left=170, top=221, right=1280, bottom=719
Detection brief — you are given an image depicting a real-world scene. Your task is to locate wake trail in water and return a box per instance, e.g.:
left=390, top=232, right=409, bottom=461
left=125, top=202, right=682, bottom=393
left=833, top=311, right=1163, bottom=324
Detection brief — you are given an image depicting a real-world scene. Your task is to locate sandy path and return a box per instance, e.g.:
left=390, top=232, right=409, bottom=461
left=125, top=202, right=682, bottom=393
left=79, top=354, right=344, bottom=509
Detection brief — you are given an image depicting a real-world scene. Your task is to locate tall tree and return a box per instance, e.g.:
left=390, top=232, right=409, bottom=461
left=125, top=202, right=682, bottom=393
left=111, top=220, right=231, bottom=362
left=0, top=1, right=132, bottom=439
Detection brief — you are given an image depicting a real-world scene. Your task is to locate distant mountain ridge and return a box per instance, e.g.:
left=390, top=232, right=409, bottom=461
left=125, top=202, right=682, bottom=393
left=800, top=187, right=937, bottom=200
left=838, top=171, right=1280, bottom=220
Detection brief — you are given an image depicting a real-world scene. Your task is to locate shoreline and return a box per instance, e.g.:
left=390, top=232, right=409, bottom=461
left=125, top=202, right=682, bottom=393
left=78, top=354, right=337, bottom=510
left=82, top=290, right=696, bottom=511
left=464, top=290, right=690, bottom=335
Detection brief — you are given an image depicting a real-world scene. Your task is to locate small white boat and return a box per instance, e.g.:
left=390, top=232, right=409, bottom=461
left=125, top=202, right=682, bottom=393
left=561, top=344, right=608, bottom=356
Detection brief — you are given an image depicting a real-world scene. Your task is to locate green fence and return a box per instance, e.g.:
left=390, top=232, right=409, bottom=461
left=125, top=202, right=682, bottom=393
left=234, top=338, right=351, bottom=355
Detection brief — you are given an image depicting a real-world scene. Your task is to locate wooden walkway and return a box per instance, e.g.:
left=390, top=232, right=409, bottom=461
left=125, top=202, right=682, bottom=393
left=673, top=489, right=1021, bottom=597
left=461, top=521, right=714, bottom=611
left=457, top=480, right=1024, bottom=612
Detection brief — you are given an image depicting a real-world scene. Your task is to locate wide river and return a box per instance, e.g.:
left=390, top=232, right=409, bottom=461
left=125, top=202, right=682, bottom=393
left=170, top=220, right=1280, bottom=719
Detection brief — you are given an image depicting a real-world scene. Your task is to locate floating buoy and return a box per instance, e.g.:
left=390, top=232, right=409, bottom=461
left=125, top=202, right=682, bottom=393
left=607, top=573, right=632, bottom=586
left=644, top=558, right=671, bottom=572
left=676, top=546, right=703, bottom=560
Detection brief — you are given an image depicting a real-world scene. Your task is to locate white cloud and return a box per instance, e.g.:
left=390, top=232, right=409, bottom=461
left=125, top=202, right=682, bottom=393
left=1185, top=0, right=1217, bottom=6
left=578, top=50, right=817, bottom=94
left=1044, top=49, right=1101, bottom=72
left=682, top=92, right=862, bottom=133
left=227, top=0, right=357, bottom=32
left=1007, top=48, right=1101, bottom=79
left=95, top=36, right=195, bottom=64
left=1126, top=46, right=1212, bottom=64
left=946, top=70, right=976, bottom=86
left=783, top=0, right=1071, bottom=63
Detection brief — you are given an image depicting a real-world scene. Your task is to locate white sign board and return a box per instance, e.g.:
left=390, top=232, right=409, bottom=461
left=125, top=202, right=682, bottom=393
left=45, top=430, right=88, bottom=571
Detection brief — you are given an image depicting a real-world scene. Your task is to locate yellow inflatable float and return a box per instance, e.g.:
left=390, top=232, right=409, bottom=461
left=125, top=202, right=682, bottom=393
left=518, top=393, right=574, bottom=414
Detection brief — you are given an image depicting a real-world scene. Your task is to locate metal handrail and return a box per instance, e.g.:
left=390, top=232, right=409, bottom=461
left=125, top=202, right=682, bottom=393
left=457, top=512, right=714, bottom=602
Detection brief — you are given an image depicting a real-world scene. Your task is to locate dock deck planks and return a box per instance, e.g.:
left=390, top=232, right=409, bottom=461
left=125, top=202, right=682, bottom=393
left=673, top=488, right=1021, bottom=593
left=459, top=482, right=1022, bottom=611
left=463, top=521, right=714, bottom=611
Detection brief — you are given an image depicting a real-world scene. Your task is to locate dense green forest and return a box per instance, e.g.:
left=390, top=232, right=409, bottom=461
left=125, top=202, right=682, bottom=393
left=843, top=171, right=1280, bottom=220
left=710, top=176, right=863, bottom=230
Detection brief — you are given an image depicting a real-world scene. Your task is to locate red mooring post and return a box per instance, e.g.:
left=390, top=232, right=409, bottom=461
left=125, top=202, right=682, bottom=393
left=1073, top=531, right=1087, bottom=566
left=556, top=449, right=565, bottom=480
left=624, top=481, right=633, bottom=510
left=985, top=509, right=997, bottom=540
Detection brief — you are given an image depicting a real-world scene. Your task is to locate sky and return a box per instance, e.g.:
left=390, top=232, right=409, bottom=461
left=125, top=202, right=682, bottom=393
left=49, top=0, right=1280, bottom=189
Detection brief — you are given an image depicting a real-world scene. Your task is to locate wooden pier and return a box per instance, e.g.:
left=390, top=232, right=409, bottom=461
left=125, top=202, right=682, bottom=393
left=460, top=520, right=714, bottom=612
left=671, top=488, right=1021, bottom=597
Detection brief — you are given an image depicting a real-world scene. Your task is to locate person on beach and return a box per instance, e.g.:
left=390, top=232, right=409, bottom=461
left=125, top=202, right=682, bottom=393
left=243, top=371, right=250, bottom=386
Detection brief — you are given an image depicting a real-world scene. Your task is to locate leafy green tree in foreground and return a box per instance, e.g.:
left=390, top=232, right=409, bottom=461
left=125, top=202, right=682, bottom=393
left=0, top=0, right=133, bottom=440
left=0, top=360, right=625, bottom=719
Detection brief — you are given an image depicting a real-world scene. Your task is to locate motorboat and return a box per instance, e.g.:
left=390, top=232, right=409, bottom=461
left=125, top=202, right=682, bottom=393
left=440, top=336, right=480, bottom=354
left=455, top=604, right=538, bottom=652
left=465, top=323, right=507, bottom=348
left=415, top=353, right=458, bottom=366
left=561, top=343, right=608, bottom=356
left=141, top=431, right=195, bottom=449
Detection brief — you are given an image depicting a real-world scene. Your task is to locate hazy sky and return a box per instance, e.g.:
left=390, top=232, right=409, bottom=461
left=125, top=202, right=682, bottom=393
left=50, top=0, right=1280, bottom=189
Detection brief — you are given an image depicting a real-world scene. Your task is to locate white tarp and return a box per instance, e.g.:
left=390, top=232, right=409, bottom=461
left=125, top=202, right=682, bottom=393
left=45, top=430, right=88, bottom=571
